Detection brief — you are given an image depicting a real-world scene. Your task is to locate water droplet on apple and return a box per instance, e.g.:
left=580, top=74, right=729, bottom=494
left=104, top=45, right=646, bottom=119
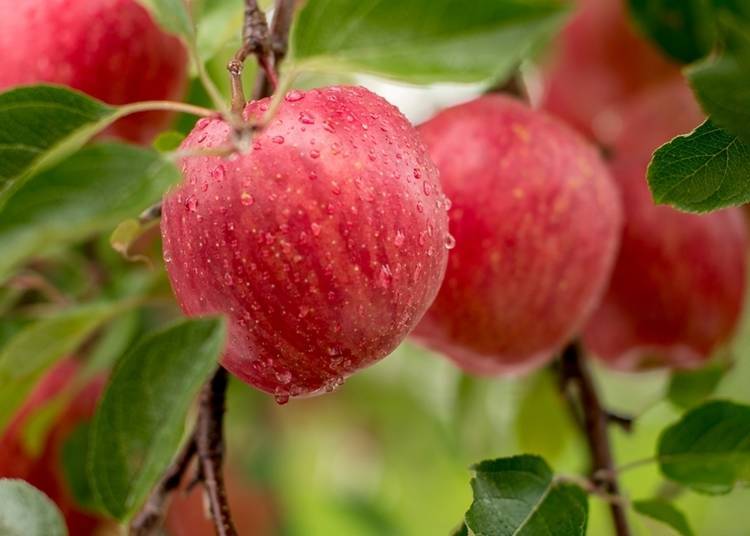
left=241, top=192, right=254, bottom=206
left=272, top=135, right=285, bottom=144
left=394, top=230, right=405, bottom=247
left=444, top=233, right=456, bottom=250
left=285, top=90, right=304, bottom=102
left=299, top=111, right=315, bottom=124
left=211, top=165, right=226, bottom=181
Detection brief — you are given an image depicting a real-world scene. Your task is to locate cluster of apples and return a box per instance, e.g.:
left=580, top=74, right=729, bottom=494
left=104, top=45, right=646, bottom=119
left=1, top=0, right=747, bottom=531
left=160, top=0, right=746, bottom=396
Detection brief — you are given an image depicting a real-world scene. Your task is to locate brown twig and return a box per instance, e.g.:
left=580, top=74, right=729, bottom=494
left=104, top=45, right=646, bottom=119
left=130, top=436, right=197, bottom=535
left=227, top=0, right=274, bottom=114
left=253, top=0, right=296, bottom=100
left=195, top=367, right=237, bottom=536
left=559, top=342, right=632, bottom=536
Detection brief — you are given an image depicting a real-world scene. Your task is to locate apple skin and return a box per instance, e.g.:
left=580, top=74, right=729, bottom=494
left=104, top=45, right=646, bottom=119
left=161, top=86, right=449, bottom=400
left=165, top=473, right=278, bottom=536
left=582, top=80, right=748, bottom=370
left=0, top=359, right=107, bottom=536
left=0, top=0, right=187, bottom=143
left=412, top=95, right=622, bottom=375
left=539, top=0, right=679, bottom=145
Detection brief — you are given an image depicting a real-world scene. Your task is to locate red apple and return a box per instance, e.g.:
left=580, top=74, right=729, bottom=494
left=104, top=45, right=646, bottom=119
left=582, top=80, right=748, bottom=369
left=0, top=0, right=187, bottom=143
left=0, top=358, right=107, bottom=535
left=413, top=95, right=622, bottom=375
left=539, top=0, right=679, bottom=145
left=161, top=86, right=449, bottom=401
left=165, top=472, right=278, bottom=536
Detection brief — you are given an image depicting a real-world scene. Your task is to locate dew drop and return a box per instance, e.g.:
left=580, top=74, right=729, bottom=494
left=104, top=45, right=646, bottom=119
left=308, top=170, right=318, bottom=181
left=274, top=394, right=290, bottom=405
left=413, top=168, right=422, bottom=179
left=443, top=196, right=452, bottom=210
left=195, top=117, right=211, bottom=130
left=394, top=230, right=405, bottom=247
left=416, top=201, right=424, bottom=213
left=196, top=133, right=207, bottom=143
left=276, top=370, right=292, bottom=385
left=361, top=123, right=369, bottom=130
left=323, top=120, right=335, bottom=133
left=378, top=264, right=393, bottom=289
left=241, top=192, right=255, bottom=206
left=309, top=149, right=320, bottom=159
left=444, top=233, right=456, bottom=250
left=298, top=111, right=315, bottom=124
left=331, top=182, right=342, bottom=195
left=284, top=90, right=304, bottom=102
left=272, top=135, right=285, bottom=144
left=185, top=196, right=198, bottom=212
left=423, top=181, right=432, bottom=196
left=211, top=165, right=226, bottom=181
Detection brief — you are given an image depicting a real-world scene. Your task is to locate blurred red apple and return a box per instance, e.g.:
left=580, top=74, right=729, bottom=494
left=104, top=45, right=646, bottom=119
left=413, top=95, right=622, bottom=375
left=0, top=0, right=187, bottom=143
left=0, top=358, right=107, bottom=535
left=162, top=86, right=449, bottom=401
left=583, top=80, right=748, bottom=369
left=539, top=0, right=679, bottom=145
left=165, top=472, right=278, bottom=536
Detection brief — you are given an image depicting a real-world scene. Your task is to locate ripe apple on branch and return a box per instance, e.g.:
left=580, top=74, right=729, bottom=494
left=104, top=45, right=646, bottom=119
left=1, top=0, right=749, bottom=535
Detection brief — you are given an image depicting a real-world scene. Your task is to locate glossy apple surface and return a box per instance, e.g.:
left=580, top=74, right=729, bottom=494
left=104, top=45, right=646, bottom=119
left=162, top=86, right=449, bottom=400
left=0, top=0, right=187, bottom=143
left=539, top=0, right=679, bottom=145
left=414, top=95, right=622, bottom=375
left=583, top=80, right=748, bottom=369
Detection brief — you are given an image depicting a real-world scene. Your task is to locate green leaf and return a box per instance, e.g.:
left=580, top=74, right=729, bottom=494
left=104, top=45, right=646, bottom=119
left=0, top=303, right=126, bottom=433
left=195, top=0, right=245, bottom=62
left=0, top=143, right=180, bottom=282
left=61, top=423, right=100, bottom=513
left=515, top=371, right=574, bottom=462
left=465, top=455, right=588, bottom=536
left=667, top=364, right=726, bottom=409
left=152, top=130, right=186, bottom=152
left=628, top=0, right=716, bottom=63
left=0, top=85, right=116, bottom=208
left=89, top=317, right=226, bottom=520
left=136, top=0, right=195, bottom=41
left=0, top=479, right=67, bottom=536
left=658, top=400, right=750, bottom=493
left=689, top=54, right=750, bottom=145
left=289, top=0, right=569, bottom=84
left=647, top=120, right=750, bottom=212
left=633, top=498, right=694, bottom=536
left=451, top=522, right=469, bottom=536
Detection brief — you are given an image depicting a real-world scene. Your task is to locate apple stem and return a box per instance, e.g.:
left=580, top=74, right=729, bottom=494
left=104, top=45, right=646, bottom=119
left=129, top=435, right=197, bottom=535
left=558, top=342, right=632, bottom=536
left=253, top=0, right=296, bottom=101
left=227, top=0, right=277, bottom=114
